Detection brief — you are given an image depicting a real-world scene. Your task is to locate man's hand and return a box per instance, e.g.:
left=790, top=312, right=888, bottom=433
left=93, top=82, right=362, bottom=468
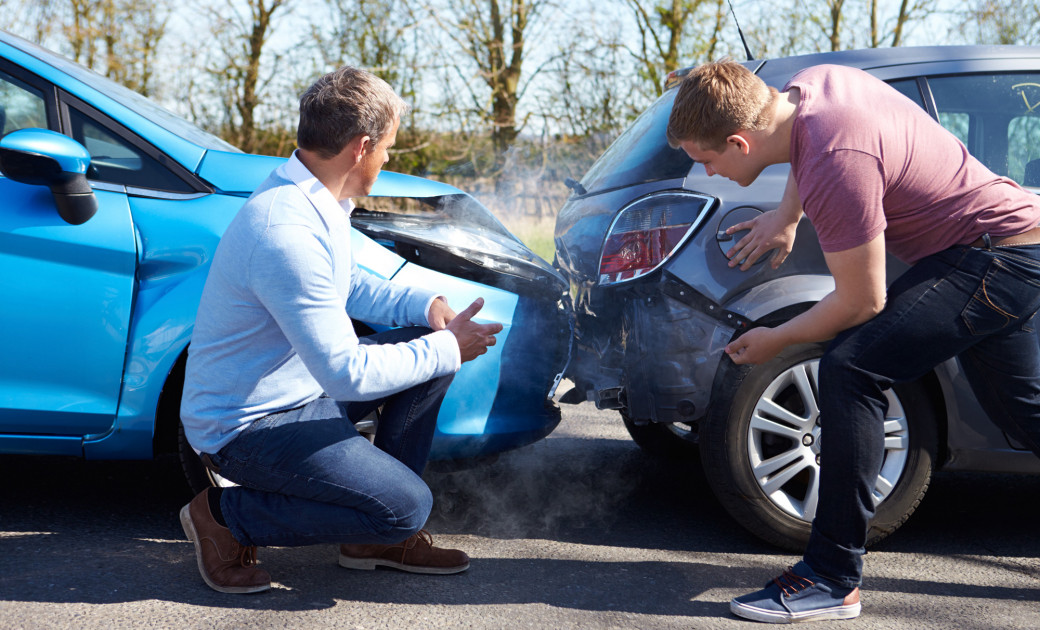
left=445, top=298, right=504, bottom=363
left=725, top=208, right=799, bottom=270
left=725, top=326, right=789, bottom=365
left=427, top=297, right=455, bottom=331
left=726, top=172, right=803, bottom=271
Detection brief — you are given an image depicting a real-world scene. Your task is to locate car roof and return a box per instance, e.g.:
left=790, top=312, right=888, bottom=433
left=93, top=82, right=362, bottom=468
left=753, top=45, right=1040, bottom=82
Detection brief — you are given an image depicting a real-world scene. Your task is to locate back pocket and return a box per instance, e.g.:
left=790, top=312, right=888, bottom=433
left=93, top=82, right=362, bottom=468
left=961, top=256, right=1040, bottom=336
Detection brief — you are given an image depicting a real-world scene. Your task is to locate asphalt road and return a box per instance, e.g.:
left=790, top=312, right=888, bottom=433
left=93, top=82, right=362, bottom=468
left=1, top=403, right=1038, bottom=629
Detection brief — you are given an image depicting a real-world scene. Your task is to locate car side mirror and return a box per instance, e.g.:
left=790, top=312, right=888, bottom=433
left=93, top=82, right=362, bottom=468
left=0, top=128, right=98, bottom=225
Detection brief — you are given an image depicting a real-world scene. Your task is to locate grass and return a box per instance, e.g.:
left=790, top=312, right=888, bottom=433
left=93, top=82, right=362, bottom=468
left=500, top=215, right=557, bottom=262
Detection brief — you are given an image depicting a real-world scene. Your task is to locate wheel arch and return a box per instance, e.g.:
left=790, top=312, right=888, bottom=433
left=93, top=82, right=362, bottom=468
left=154, top=348, right=189, bottom=456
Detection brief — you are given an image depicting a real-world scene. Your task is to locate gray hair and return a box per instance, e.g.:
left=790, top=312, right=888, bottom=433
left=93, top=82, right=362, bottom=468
left=297, top=67, right=408, bottom=159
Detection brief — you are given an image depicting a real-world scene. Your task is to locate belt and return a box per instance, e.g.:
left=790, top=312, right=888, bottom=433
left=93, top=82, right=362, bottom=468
left=970, top=224, right=1040, bottom=248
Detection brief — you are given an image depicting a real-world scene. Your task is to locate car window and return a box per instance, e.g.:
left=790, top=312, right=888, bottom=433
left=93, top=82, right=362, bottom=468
left=66, top=105, right=194, bottom=192
left=0, top=69, right=46, bottom=135
left=1008, top=114, right=1040, bottom=186
left=577, top=90, right=693, bottom=194
left=928, top=73, right=1040, bottom=186
left=887, top=78, right=925, bottom=109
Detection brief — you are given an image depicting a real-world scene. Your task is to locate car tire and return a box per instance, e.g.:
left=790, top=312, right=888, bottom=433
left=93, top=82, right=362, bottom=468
left=621, top=412, right=699, bottom=460
left=701, top=343, right=937, bottom=551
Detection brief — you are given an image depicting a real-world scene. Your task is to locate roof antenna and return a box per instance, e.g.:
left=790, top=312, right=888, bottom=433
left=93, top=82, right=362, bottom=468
left=727, top=0, right=754, bottom=60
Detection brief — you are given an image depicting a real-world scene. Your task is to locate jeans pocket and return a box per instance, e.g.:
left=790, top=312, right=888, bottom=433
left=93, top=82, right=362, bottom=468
left=961, top=256, right=1040, bottom=336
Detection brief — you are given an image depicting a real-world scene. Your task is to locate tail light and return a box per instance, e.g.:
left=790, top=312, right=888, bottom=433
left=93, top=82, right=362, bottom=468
left=598, top=191, right=714, bottom=286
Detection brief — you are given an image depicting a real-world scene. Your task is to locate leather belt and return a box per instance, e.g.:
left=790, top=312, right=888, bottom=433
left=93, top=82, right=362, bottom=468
left=971, top=224, right=1040, bottom=248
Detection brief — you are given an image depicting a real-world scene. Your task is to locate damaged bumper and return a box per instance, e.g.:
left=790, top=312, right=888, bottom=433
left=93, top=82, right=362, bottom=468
left=563, top=273, right=744, bottom=426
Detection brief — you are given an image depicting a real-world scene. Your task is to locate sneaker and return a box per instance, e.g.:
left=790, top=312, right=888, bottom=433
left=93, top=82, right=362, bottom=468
left=731, top=561, right=861, bottom=623
left=180, top=488, right=271, bottom=594
left=339, top=529, right=470, bottom=575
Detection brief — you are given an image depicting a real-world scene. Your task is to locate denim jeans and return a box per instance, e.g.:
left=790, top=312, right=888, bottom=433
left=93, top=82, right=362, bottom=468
left=804, top=243, right=1040, bottom=588
left=207, top=327, right=455, bottom=548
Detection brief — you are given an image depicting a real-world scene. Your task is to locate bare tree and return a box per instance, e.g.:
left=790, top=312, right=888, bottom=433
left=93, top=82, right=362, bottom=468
left=958, top=0, right=1040, bottom=45
left=739, top=0, right=939, bottom=55
left=869, top=0, right=937, bottom=47
left=425, top=0, right=556, bottom=163
left=312, top=0, right=433, bottom=170
left=802, top=0, right=845, bottom=51
left=29, top=0, right=171, bottom=96
left=195, top=0, right=295, bottom=154
left=622, top=0, right=728, bottom=96
left=107, top=0, right=170, bottom=96
left=1, top=0, right=60, bottom=43
left=313, top=0, right=419, bottom=89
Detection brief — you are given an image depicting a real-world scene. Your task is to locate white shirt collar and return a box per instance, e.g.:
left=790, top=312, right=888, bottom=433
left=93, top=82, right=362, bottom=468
left=280, top=151, right=356, bottom=217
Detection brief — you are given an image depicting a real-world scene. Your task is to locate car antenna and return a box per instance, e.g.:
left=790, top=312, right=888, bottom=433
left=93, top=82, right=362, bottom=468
left=727, top=0, right=755, bottom=60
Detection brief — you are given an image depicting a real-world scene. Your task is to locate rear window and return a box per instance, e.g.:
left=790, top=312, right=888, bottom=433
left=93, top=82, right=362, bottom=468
left=578, top=90, right=693, bottom=194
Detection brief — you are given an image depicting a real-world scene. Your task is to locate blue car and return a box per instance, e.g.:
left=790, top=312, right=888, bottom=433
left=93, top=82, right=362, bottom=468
left=0, top=30, right=570, bottom=491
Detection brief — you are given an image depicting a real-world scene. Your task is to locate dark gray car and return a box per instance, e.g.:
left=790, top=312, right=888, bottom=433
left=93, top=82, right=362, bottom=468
left=554, top=45, right=1040, bottom=550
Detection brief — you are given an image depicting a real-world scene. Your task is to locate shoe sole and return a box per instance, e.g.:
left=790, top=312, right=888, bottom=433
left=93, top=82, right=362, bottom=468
left=338, top=555, right=470, bottom=575
left=731, top=600, right=861, bottom=624
left=180, top=504, right=271, bottom=594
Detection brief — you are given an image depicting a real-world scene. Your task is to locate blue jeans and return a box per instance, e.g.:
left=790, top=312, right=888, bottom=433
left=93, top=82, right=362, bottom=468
left=207, top=327, right=454, bottom=548
left=804, top=243, right=1040, bottom=588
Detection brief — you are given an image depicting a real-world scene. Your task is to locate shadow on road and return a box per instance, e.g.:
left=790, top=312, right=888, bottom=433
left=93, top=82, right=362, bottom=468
left=1, top=430, right=1038, bottom=617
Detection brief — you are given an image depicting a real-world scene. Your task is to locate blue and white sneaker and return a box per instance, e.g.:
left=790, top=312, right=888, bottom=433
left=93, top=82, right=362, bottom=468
left=731, top=561, right=861, bottom=623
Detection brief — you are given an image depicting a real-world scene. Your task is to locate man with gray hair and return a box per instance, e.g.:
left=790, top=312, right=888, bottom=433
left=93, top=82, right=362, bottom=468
left=179, top=66, right=501, bottom=593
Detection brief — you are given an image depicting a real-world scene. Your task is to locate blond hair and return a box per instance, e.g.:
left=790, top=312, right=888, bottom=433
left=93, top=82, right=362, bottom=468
left=666, top=59, right=777, bottom=151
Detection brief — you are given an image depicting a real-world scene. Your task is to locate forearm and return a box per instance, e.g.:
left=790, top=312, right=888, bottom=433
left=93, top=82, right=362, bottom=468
left=771, top=290, right=882, bottom=347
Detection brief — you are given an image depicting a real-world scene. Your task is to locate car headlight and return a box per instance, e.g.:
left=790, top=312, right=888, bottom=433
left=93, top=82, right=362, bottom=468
left=598, top=191, right=714, bottom=286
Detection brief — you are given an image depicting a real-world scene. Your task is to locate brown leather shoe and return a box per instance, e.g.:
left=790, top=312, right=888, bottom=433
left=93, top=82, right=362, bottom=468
left=339, top=530, right=469, bottom=574
left=180, top=488, right=271, bottom=593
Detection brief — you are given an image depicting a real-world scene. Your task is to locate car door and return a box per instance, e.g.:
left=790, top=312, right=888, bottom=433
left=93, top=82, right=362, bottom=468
left=0, top=64, right=137, bottom=439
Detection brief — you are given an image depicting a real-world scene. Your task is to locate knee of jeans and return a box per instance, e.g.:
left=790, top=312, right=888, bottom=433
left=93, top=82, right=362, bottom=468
left=386, top=480, right=433, bottom=540
left=819, top=348, right=853, bottom=379
left=818, top=347, right=871, bottom=394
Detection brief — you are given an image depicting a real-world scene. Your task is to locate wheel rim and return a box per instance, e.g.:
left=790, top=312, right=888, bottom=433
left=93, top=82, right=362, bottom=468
left=745, top=358, right=910, bottom=523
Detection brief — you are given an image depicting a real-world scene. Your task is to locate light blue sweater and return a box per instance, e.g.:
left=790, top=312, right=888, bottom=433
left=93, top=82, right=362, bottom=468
left=181, top=155, right=460, bottom=454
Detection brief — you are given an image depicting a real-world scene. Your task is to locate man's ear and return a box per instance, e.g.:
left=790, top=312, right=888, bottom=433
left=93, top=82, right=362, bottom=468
left=726, top=133, right=751, bottom=155
left=347, top=135, right=371, bottom=164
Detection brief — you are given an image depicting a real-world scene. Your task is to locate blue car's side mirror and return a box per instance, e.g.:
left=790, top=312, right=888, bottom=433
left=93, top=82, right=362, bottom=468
left=0, top=128, right=98, bottom=225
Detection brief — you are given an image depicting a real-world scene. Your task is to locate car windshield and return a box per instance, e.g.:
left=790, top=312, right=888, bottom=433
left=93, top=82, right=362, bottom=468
left=6, top=33, right=239, bottom=153
left=578, top=89, right=693, bottom=195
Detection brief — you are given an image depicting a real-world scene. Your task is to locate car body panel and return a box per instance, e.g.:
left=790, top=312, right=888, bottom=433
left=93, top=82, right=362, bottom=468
left=0, top=181, right=135, bottom=436
left=556, top=45, right=1040, bottom=474
left=195, top=149, right=284, bottom=193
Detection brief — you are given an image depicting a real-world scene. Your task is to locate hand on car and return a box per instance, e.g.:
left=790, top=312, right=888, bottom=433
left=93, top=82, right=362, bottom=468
left=445, top=298, right=504, bottom=363
left=725, top=326, right=787, bottom=365
left=725, top=208, right=799, bottom=271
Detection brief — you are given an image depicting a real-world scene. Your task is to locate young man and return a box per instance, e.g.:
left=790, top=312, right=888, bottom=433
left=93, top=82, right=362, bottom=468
left=667, top=59, right=1040, bottom=623
left=179, top=67, right=503, bottom=594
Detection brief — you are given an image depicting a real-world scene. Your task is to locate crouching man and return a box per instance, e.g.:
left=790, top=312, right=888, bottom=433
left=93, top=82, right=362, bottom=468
left=179, top=66, right=502, bottom=593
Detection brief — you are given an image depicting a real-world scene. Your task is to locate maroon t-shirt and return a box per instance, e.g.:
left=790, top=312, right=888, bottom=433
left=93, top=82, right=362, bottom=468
left=787, top=65, right=1040, bottom=264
